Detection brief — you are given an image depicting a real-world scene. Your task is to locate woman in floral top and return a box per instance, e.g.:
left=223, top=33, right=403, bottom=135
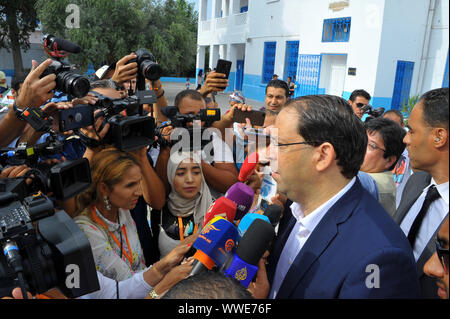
left=74, top=148, right=157, bottom=281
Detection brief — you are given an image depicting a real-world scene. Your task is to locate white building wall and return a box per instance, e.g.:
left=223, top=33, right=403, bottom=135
left=196, top=0, right=449, bottom=105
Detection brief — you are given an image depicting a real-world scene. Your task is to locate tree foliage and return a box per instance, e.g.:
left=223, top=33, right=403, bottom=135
left=35, top=0, right=198, bottom=76
left=0, top=0, right=39, bottom=74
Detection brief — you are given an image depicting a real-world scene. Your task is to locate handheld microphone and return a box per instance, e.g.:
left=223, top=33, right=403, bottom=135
left=237, top=213, right=270, bottom=238
left=238, top=152, right=259, bottom=182
left=45, top=35, right=81, bottom=54
left=263, top=204, right=282, bottom=227
left=224, top=219, right=275, bottom=288
left=225, top=182, right=254, bottom=221
left=190, top=217, right=239, bottom=275
left=202, top=197, right=236, bottom=228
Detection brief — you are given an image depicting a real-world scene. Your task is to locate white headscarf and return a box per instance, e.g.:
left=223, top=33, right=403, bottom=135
left=166, top=152, right=213, bottom=225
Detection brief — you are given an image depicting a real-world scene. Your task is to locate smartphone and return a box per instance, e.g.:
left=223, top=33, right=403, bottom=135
left=215, top=59, right=232, bottom=90
left=215, top=59, right=232, bottom=79
left=59, top=105, right=94, bottom=132
left=232, top=109, right=266, bottom=127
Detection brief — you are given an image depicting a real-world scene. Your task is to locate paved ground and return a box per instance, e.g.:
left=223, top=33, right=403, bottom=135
left=160, top=81, right=266, bottom=113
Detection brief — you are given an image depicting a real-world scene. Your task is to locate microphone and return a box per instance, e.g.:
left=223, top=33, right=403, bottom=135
left=238, top=152, right=259, bottom=182
left=224, top=218, right=275, bottom=288
left=190, top=217, right=239, bottom=275
left=161, top=106, right=178, bottom=119
left=45, top=35, right=81, bottom=54
left=237, top=213, right=270, bottom=238
left=202, top=197, right=236, bottom=228
left=263, top=204, right=282, bottom=227
left=225, top=182, right=255, bottom=221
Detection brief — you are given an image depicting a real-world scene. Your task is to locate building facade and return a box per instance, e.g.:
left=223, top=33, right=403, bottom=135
left=196, top=0, right=449, bottom=110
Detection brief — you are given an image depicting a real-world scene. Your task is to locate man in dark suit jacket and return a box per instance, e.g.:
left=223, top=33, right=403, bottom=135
left=252, top=95, right=420, bottom=298
left=393, top=88, right=449, bottom=298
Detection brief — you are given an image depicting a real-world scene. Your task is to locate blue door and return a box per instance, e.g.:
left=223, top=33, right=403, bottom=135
left=235, top=60, right=244, bottom=91
left=284, top=41, right=300, bottom=80
left=391, top=60, right=414, bottom=110
left=262, top=42, right=277, bottom=83
left=296, top=54, right=322, bottom=97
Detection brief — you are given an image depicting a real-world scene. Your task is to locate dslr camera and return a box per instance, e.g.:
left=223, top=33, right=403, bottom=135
left=360, top=104, right=385, bottom=122
left=40, top=35, right=90, bottom=98
left=128, top=49, right=163, bottom=91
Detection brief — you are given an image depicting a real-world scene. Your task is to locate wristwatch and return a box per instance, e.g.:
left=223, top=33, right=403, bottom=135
left=147, top=288, right=159, bottom=299
left=12, top=101, right=25, bottom=120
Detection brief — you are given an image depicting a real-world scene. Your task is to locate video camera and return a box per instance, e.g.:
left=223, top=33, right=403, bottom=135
left=70, top=90, right=157, bottom=152
left=360, top=104, right=385, bottom=122
left=0, top=188, right=99, bottom=298
left=1, top=107, right=92, bottom=201
left=41, top=34, right=90, bottom=98
left=157, top=106, right=221, bottom=151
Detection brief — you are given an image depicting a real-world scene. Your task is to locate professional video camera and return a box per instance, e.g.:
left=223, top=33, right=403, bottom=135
left=0, top=187, right=99, bottom=298
left=360, top=104, right=385, bottom=122
left=73, top=90, right=157, bottom=152
left=157, top=106, right=221, bottom=151
left=5, top=105, right=92, bottom=201
left=40, top=34, right=91, bottom=98
left=127, top=48, right=163, bottom=92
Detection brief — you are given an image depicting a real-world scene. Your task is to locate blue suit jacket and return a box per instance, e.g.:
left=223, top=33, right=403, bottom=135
left=267, top=178, right=420, bottom=298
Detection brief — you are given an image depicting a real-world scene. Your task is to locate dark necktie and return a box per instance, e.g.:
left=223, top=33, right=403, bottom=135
left=407, top=185, right=441, bottom=247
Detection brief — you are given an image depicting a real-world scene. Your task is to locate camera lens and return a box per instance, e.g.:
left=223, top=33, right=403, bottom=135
left=141, top=60, right=162, bottom=81
left=57, top=72, right=90, bottom=98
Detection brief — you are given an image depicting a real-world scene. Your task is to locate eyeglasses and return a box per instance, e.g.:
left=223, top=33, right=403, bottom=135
left=367, top=141, right=386, bottom=153
left=436, top=239, right=449, bottom=274
left=270, top=137, right=318, bottom=148
left=356, top=103, right=365, bottom=108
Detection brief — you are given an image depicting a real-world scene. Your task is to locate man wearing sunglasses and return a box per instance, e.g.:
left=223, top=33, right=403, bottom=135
left=394, top=88, right=449, bottom=298
left=348, top=89, right=371, bottom=120
left=424, top=216, right=449, bottom=299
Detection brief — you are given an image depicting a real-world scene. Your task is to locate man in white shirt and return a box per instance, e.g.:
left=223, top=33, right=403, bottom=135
left=252, top=94, right=419, bottom=298
left=394, top=87, right=449, bottom=298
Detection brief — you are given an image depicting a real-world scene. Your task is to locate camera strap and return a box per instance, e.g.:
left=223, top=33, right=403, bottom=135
left=78, top=130, right=103, bottom=149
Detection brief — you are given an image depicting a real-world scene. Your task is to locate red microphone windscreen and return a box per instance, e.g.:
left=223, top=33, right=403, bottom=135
left=238, top=152, right=259, bottom=182
left=202, top=197, right=237, bottom=227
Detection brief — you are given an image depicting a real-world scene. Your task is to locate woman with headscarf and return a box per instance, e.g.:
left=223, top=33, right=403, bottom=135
left=151, top=152, right=213, bottom=259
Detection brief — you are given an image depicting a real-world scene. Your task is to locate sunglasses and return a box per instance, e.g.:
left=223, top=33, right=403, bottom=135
left=356, top=103, right=365, bottom=108
left=436, top=239, right=449, bottom=274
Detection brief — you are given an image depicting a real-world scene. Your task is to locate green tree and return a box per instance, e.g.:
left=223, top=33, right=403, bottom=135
left=35, top=0, right=198, bottom=76
left=35, top=0, right=147, bottom=71
left=0, top=0, right=39, bottom=77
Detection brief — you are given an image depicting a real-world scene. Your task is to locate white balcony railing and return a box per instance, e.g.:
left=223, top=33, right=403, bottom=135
left=216, top=16, right=228, bottom=29
left=234, top=12, right=247, bottom=26
left=201, top=20, right=211, bottom=32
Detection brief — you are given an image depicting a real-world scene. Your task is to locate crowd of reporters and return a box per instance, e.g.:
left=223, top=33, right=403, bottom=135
left=0, top=41, right=448, bottom=300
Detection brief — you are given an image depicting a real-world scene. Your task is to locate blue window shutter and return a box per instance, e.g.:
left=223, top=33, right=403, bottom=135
left=262, top=42, right=277, bottom=83
left=391, top=60, right=415, bottom=110
left=322, top=17, right=351, bottom=42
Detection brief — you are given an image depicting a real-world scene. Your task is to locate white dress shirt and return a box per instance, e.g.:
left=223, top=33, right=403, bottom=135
left=400, top=178, right=449, bottom=261
left=269, top=177, right=356, bottom=299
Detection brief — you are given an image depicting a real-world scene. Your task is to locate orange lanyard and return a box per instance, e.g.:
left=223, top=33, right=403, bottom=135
left=91, top=207, right=134, bottom=267
left=177, top=217, right=198, bottom=241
